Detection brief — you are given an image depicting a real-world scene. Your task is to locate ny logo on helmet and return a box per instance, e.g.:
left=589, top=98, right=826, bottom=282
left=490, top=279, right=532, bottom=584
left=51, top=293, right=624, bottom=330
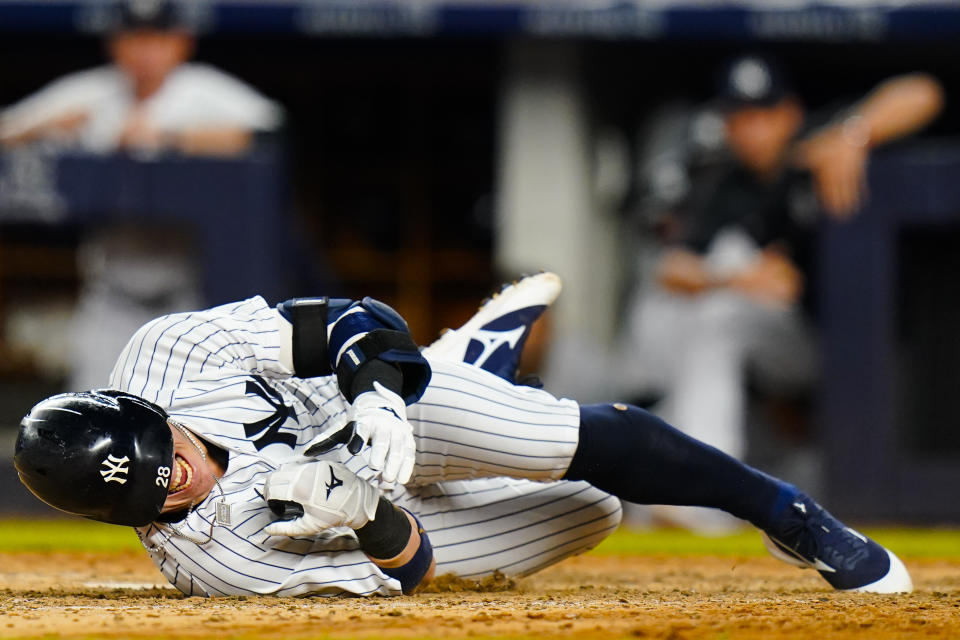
left=100, top=454, right=131, bottom=484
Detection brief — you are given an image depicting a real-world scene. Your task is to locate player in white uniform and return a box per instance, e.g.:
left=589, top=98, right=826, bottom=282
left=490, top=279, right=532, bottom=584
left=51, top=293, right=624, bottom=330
left=15, top=274, right=913, bottom=596
left=0, top=0, right=283, bottom=391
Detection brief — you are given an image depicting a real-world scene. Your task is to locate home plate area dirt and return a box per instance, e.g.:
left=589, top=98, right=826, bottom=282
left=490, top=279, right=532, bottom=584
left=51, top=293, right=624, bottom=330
left=1, top=551, right=958, bottom=639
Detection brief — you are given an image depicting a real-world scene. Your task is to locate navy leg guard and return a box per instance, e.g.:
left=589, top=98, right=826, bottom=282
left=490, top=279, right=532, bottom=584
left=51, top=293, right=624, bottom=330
left=564, top=403, right=797, bottom=530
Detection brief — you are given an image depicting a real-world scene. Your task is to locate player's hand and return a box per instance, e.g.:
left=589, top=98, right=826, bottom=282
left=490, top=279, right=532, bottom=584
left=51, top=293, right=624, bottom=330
left=2, top=110, right=89, bottom=146
left=263, top=460, right=379, bottom=537
left=728, top=250, right=803, bottom=308
left=41, top=110, right=90, bottom=140
left=658, top=248, right=712, bottom=295
left=118, top=108, right=168, bottom=152
left=794, top=125, right=870, bottom=220
left=350, top=382, right=416, bottom=485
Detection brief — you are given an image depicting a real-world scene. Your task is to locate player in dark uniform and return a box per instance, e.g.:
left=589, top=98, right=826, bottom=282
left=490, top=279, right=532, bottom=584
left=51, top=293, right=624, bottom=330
left=624, top=57, right=944, bottom=532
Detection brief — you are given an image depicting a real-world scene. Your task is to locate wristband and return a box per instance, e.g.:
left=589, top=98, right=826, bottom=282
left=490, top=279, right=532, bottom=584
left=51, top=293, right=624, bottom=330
left=355, top=496, right=412, bottom=560
left=380, top=510, right=434, bottom=595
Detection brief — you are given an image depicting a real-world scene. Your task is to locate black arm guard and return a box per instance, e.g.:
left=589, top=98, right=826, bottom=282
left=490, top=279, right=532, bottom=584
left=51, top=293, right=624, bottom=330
left=286, top=297, right=332, bottom=378
left=355, top=496, right=412, bottom=560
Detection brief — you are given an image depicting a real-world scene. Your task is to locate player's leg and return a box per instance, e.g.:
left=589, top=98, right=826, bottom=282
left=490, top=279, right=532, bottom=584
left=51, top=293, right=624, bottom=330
left=410, top=293, right=911, bottom=593
left=406, top=357, right=581, bottom=485
left=564, top=402, right=912, bottom=593
left=386, top=477, right=621, bottom=579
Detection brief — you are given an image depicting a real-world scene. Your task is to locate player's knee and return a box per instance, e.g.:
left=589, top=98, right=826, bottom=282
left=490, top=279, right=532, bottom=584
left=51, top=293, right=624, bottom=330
left=602, top=496, right=623, bottom=532
left=587, top=491, right=623, bottom=544
left=562, top=483, right=623, bottom=555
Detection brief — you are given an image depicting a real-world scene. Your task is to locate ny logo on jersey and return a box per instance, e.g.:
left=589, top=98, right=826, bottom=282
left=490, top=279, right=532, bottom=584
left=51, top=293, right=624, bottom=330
left=100, top=454, right=130, bottom=484
left=243, top=376, right=298, bottom=451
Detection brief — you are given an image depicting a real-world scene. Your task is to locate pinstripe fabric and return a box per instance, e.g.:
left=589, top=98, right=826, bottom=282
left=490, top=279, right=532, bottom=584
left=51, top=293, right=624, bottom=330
left=388, top=478, right=621, bottom=579
left=112, top=296, right=620, bottom=596
left=406, top=359, right=582, bottom=484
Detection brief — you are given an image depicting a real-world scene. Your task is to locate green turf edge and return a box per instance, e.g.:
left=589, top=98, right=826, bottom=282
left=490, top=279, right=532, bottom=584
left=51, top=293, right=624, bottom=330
left=1, top=519, right=958, bottom=559
left=0, top=518, right=143, bottom=552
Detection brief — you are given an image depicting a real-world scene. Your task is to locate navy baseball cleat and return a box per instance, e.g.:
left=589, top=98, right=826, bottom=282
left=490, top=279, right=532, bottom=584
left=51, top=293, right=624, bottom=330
left=761, top=493, right=913, bottom=593
left=424, top=272, right=561, bottom=383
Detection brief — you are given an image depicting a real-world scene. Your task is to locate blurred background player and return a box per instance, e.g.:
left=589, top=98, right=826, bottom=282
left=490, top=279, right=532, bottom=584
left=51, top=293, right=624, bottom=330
left=0, top=0, right=283, bottom=390
left=618, top=54, right=943, bottom=531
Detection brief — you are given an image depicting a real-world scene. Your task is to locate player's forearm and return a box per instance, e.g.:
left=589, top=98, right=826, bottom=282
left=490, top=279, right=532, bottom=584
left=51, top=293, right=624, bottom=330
left=355, top=498, right=435, bottom=594
left=0, top=110, right=88, bottom=147
left=846, top=73, right=944, bottom=148
left=0, top=124, right=39, bottom=146
left=170, top=127, right=253, bottom=156
left=657, top=248, right=712, bottom=294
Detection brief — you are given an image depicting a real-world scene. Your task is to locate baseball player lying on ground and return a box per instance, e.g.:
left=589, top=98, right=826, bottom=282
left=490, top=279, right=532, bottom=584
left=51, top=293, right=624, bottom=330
left=15, top=273, right=912, bottom=596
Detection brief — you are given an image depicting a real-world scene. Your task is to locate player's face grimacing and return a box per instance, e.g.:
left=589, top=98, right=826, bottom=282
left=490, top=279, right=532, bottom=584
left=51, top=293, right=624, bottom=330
left=161, top=422, right=223, bottom=513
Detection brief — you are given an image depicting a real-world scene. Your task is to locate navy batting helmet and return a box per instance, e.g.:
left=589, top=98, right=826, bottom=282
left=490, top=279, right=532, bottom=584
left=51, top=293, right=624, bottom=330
left=14, top=390, right=174, bottom=527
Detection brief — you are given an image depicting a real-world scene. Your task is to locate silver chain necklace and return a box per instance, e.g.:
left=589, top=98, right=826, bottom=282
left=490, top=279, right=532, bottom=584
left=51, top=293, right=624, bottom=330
left=135, top=419, right=230, bottom=552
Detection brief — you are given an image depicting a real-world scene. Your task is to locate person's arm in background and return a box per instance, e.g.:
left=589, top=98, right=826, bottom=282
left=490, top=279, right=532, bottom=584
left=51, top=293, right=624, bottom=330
left=794, top=72, right=945, bottom=219
left=171, top=128, right=252, bottom=155
left=0, top=111, right=90, bottom=146
left=657, top=247, right=712, bottom=296
left=117, top=109, right=254, bottom=156
left=657, top=245, right=802, bottom=309
left=0, top=69, right=106, bottom=147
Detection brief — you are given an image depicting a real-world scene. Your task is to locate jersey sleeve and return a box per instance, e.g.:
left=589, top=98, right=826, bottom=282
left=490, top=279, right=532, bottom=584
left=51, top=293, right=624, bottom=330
left=109, top=296, right=292, bottom=402
left=168, top=64, right=284, bottom=132
left=109, top=296, right=351, bottom=457
left=0, top=66, right=113, bottom=139
left=139, top=453, right=400, bottom=597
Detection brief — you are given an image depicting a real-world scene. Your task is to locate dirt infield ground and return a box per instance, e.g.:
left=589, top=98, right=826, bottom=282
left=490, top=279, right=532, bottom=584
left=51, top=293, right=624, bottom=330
left=1, top=550, right=958, bottom=639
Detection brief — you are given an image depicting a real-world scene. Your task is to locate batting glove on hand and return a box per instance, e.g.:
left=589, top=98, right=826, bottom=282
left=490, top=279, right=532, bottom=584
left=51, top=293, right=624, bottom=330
left=350, top=381, right=416, bottom=485
left=263, top=460, right=379, bottom=537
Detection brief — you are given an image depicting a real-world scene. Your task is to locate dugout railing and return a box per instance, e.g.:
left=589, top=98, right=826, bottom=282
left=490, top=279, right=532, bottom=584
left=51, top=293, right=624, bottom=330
left=0, top=144, right=294, bottom=308
left=821, top=143, right=960, bottom=523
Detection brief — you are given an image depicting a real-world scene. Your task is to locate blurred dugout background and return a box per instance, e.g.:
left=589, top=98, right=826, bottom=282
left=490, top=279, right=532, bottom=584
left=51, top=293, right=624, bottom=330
left=1, top=0, right=960, bottom=524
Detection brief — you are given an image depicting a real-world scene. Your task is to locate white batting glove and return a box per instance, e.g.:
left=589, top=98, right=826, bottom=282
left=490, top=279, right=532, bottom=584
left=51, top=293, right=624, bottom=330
left=350, top=381, right=416, bottom=485
left=263, top=460, right=379, bottom=537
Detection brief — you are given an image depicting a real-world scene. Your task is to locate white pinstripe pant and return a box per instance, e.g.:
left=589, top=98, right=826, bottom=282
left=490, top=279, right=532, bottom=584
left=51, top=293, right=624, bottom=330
left=380, top=358, right=623, bottom=579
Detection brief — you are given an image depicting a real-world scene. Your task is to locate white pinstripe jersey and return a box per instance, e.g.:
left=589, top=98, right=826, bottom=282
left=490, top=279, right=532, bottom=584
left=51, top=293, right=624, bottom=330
left=110, top=296, right=619, bottom=597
